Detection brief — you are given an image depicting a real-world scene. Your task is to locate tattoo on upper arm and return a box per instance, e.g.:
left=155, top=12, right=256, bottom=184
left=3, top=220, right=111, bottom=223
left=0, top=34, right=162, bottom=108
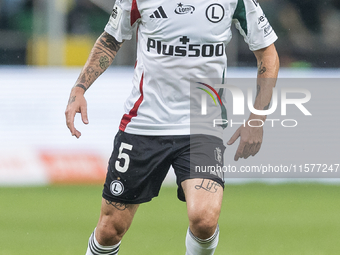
left=68, top=96, right=76, bottom=105
left=195, top=179, right=222, bottom=193
left=105, top=199, right=129, bottom=211
left=258, top=61, right=266, bottom=75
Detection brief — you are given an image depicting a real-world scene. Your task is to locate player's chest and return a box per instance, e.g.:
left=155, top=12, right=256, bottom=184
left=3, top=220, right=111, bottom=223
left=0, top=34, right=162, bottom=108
left=137, top=0, right=237, bottom=37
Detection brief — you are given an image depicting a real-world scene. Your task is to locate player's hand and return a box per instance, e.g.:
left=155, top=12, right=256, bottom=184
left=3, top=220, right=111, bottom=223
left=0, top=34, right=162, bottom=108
left=65, top=89, right=89, bottom=138
left=227, top=120, right=263, bottom=161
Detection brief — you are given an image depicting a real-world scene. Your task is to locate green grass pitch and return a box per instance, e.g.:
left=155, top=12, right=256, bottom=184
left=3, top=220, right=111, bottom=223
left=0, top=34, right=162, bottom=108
left=0, top=183, right=339, bottom=255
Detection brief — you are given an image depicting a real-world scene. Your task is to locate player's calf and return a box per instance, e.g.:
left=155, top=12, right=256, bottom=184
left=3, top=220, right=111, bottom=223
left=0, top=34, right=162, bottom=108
left=85, top=198, right=138, bottom=254
left=85, top=230, right=121, bottom=255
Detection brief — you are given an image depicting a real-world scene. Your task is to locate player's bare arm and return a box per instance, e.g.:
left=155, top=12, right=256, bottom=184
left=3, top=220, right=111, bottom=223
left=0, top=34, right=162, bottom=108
left=65, top=32, right=123, bottom=138
left=228, top=43, right=279, bottom=161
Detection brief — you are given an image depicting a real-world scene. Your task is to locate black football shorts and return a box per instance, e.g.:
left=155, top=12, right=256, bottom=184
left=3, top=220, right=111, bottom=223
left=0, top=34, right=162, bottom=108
left=102, top=130, right=225, bottom=204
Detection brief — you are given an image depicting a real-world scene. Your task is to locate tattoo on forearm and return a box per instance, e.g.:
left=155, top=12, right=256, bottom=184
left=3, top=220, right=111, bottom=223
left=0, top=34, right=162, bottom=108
left=195, top=179, right=221, bottom=193
left=94, top=32, right=123, bottom=61
left=99, top=32, right=123, bottom=53
left=105, top=199, right=129, bottom=211
left=256, top=84, right=261, bottom=97
left=84, top=67, right=94, bottom=82
left=99, top=56, right=110, bottom=69
left=264, top=102, right=270, bottom=110
left=75, top=67, right=99, bottom=91
left=68, top=96, right=76, bottom=105
left=75, top=84, right=87, bottom=91
left=256, top=84, right=271, bottom=110
left=93, top=48, right=115, bottom=60
left=258, top=61, right=266, bottom=75
left=80, top=73, right=86, bottom=84
left=72, top=33, right=121, bottom=94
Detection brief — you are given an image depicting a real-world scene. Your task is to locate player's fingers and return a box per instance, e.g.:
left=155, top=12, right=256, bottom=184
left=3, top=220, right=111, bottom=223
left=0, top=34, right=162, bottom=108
left=80, top=104, right=89, bottom=125
left=65, top=109, right=76, bottom=134
left=251, top=142, right=262, bottom=156
left=74, top=130, right=81, bottom=139
left=234, top=141, right=245, bottom=161
left=234, top=151, right=241, bottom=161
left=65, top=108, right=81, bottom=138
left=243, top=143, right=254, bottom=159
left=227, top=129, right=240, bottom=145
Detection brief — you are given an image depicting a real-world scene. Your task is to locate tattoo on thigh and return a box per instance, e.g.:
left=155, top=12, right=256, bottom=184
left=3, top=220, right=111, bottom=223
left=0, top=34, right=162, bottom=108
left=105, top=199, right=129, bottom=211
left=195, top=179, right=221, bottom=193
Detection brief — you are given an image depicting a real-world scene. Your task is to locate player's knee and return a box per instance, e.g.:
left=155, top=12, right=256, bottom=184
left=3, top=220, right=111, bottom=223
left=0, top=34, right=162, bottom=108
left=189, top=211, right=219, bottom=239
left=96, top=217, right=129, bottom=245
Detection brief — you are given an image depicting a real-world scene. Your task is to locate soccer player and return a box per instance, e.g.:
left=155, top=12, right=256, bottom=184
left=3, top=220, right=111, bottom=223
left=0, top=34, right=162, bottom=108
left=65, top=0, right=279, bottom=254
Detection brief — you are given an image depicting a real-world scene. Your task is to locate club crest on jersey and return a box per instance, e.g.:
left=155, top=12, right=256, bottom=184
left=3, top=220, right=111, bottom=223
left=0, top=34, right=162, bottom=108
left=206, top=4, right=225, bottom=23
left=175, top=3, right=195, bottom=14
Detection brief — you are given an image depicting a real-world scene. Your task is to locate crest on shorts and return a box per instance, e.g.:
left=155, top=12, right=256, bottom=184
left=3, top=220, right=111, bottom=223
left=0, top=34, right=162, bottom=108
left=214, top=147, right=222, bottom=164
left=110, top=180, right=124, bottom=196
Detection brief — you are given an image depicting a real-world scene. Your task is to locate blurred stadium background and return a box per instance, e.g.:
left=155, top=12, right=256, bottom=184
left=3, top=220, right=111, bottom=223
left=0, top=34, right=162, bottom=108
left=0, top=0, right=339, bottom=254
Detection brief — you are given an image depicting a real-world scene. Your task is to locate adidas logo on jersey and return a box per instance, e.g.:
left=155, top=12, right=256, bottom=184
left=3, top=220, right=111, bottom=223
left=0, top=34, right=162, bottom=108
left=150, top=6, right=168, bottom=18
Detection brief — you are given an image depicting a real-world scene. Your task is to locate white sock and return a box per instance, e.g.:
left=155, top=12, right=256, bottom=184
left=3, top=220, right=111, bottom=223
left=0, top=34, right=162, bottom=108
left=185, top=226, right=220, bottom=255
left=85, top=230, right=120, bottom=255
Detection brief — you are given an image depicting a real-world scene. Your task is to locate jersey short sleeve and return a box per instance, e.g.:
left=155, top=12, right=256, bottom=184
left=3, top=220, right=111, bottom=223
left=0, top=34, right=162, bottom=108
left=232, top=0, right=277, bottom=51
left=104, top=0, right=141, bottom=42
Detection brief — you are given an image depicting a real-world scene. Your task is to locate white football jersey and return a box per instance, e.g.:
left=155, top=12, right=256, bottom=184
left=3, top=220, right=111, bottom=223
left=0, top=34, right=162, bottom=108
left=104, top=0, right=277, bottom=136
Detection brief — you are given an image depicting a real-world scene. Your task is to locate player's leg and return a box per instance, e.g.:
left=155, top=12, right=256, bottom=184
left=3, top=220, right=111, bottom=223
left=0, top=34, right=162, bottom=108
left=172, top=134, right=225, bottom=255
left=85, top=198, right=138, bottom=255
left=96, top=198, right=139, bottom=245
left=182, top=178, right=223, bottom=255
left=86, top=131, right=174, bottom=254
